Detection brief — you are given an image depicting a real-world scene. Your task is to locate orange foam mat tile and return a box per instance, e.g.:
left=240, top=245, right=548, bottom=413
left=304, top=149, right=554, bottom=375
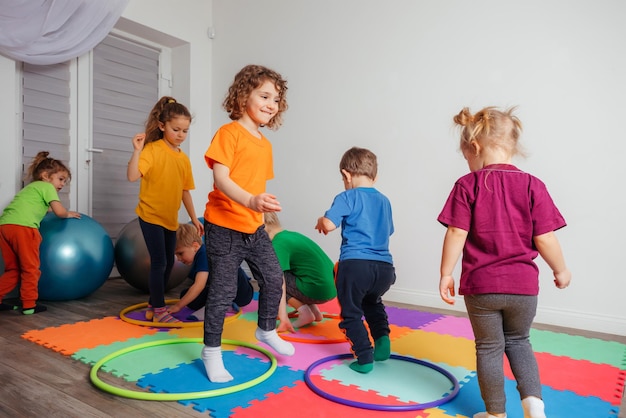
left=21, top=316, right=159, bottom=356
left=296, top=319, right=413, bottom=343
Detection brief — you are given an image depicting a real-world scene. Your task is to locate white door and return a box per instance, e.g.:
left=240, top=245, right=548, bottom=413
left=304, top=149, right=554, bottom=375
left=21, top=33, right=167, bottom=243
left=90, top=34, right=161, bottom=240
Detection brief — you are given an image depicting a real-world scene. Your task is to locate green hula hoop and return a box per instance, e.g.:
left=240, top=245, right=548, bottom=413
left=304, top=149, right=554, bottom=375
left=89, top=338, right=276, bottom=401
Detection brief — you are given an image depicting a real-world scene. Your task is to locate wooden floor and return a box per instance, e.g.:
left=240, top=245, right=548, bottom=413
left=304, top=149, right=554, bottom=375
left=0, top=277, right=624, bottom=417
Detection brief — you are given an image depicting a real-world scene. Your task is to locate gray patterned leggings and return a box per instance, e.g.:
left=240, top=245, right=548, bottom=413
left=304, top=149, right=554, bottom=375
left=464, top=294, right=542, bottom=414
left=203, top=222, right=283, bottom=347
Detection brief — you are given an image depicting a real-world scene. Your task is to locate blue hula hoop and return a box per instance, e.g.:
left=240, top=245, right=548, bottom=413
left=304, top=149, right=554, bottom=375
left=304, top=353, right=459, bottom=411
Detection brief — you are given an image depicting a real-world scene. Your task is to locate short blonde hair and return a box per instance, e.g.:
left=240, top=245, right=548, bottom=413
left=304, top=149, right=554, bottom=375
left=264, top=212, right=281, bottom=227
left=176, top=223, right=202, bottom=248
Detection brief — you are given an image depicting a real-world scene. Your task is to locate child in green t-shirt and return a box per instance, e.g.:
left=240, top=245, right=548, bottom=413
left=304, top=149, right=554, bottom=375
left=264, top=212, right=337, bottom=331
left=0, top=151, right=80, bottom=314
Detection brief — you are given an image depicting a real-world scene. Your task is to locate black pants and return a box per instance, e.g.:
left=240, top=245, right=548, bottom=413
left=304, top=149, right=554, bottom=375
left=138, top=217, right=176, bottom=308
left=336, top=259, right=396, bottom=364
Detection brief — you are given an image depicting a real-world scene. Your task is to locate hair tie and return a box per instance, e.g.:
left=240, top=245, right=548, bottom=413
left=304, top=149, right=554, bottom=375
left=168, top=99, right=176, bottom=104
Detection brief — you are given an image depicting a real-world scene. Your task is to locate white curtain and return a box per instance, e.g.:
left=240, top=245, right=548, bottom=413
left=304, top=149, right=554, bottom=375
left=0, top=0, right=129, bottom=65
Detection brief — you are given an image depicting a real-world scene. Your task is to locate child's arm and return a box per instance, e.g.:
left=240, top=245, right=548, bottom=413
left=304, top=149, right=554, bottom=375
left=49, top=201, right=81, bottom=219
left=315, top=216, right=336, bottom=235
left=533, top=231, right=571, bottom=289
left=127, top=133, right=144, bottom=182
left=277, top=278, right=295, bottom=333
left=169, top=272, right=208, bottom=313
left=182, top=190, right=204, bottom=236
left=213, top=162, right=281, bottom=212
left=439, top=226, right=468, bottom=305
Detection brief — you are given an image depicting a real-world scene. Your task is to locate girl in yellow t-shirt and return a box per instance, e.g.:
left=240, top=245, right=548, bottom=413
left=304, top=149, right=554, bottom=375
left=127, top=96, right=203, bottom=323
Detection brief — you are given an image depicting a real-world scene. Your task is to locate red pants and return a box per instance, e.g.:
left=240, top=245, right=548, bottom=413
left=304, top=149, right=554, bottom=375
left=0, top=224, right=42, bottom=309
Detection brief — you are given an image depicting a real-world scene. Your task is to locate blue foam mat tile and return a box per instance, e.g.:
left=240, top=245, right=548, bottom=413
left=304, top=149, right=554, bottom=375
left=182, top=364, right=301, bottom=418
left=137, top=351, right=301, bottom=418
left=439, top=374, right=616, bottom=418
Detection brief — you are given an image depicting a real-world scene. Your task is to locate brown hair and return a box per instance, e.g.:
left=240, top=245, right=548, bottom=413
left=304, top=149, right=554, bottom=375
left=222, top=64, right=288, bottom=130
left=453, top=106, right=524, bottom=157
left=339, top=147, right=378, bottom=180
left=144, top=96, right=192, bottom=144
left=176, top=223, right=202, bottom=248
left=26, top=151, right=71, bottom=183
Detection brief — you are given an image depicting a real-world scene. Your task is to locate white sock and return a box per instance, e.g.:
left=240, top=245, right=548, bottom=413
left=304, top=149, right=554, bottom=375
left=292, top=305, right=315, bottom=328
left=190, top=306, right=205, bottom=320
left=473, top=413, right=506, bottom=418
left=201, top=345, right=233, bottom=383
left=522, top=396, right=546, bottom=418
left=255, top=328, right=295, bottom=356
left=309, top=304, right=323, bottom=322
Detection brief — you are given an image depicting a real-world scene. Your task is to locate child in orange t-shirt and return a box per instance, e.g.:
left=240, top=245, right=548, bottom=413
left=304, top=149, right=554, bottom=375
left=201, top=65, right=295, bottom=383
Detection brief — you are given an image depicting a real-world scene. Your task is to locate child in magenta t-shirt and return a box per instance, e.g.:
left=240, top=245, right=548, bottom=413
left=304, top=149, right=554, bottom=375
left=437, top=106, right=571, bottom=418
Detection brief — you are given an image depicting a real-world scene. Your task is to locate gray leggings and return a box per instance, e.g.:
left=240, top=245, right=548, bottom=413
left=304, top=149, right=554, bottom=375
left=284, top=271, right=332, bottom=305
left=203, top=222, right=283, bottom=347
left=464, top=294, right=542, bottom=414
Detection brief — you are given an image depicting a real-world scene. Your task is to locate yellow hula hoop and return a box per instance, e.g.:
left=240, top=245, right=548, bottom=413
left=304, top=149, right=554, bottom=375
left=119, top=299, right=242, bottom=328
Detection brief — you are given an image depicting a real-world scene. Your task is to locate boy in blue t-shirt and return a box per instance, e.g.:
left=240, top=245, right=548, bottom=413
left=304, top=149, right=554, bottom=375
left=315, top=147, right=396, bottom=374
left=169, top=224, right=253, bottom=319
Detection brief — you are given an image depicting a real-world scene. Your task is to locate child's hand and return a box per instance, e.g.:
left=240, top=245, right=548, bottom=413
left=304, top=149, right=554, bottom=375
left=439, top=275, right=456, bottom=305
left=192, top=219, right=204, bottom=236
left=277, top=316, right=295, bottom=333
left=248, top=193, right=281, bottom=213
left=131, top=133, right=146, bottom=151
left=315, top=216, right=335, bottom=235
left=168, top=304, right=182, bottom=314
left=67, top=211, right=81, bottom=219
left=314, top=217, right=327, bottom=234
left=553, top=269, right=571, bottom=289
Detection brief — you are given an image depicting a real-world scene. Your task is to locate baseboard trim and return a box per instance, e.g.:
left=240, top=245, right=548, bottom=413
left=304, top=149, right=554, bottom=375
left=384, top=288, right=626, bottom=337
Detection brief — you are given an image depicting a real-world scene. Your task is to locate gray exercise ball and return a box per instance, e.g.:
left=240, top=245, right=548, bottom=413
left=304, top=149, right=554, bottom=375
left=114, top=218, right=190, bottom=293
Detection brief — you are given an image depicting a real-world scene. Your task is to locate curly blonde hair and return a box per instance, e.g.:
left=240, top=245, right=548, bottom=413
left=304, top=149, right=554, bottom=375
left=222, top=64, right=288, bottom=130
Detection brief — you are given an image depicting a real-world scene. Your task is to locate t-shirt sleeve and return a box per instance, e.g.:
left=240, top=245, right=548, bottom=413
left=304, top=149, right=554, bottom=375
left=530, top=178, right=566, bottom=236
left=183, top=155, right=195, bottom=191
left=137, top=144, right=152, bottom=176
left=41, top=182, right=61, bottom=205
left=324, top=192, right=351, bottom=228
left=190, top=244, right=209, bottom=279
left=437, top=182, right=472, bottom=231
left=205, top=126, right=235, bottom=170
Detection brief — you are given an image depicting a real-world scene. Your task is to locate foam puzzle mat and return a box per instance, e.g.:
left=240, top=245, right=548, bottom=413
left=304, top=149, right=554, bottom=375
left=22, top=295, right=626, bottom=417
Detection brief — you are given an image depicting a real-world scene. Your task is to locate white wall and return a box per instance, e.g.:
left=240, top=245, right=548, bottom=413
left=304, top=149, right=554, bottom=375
left=210, top=0, right=626, bottom=335
left=0, top=0, right=623, bottom=335
left=0, top=57, right=20, bottom=210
